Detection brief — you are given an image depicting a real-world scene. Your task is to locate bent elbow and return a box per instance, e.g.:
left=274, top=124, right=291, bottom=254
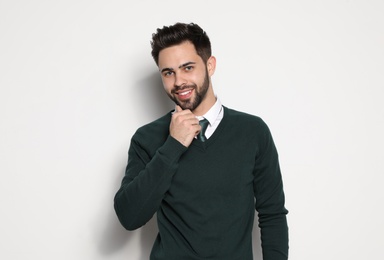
left=114, top=205, right=142, bottom=231
left=113, top=195, right=142, bottom=231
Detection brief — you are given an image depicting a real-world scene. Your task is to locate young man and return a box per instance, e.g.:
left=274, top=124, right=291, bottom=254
left=114, top=22, right=289, bottom=260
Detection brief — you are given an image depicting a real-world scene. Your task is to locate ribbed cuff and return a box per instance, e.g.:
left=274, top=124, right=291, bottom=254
left=157, top=135, right=188, bottom=165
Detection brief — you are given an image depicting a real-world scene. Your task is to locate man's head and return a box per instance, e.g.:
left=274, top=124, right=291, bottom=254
left=151, top=23, right=216, bottom=115
left=151, top=23, right=211, bottom=66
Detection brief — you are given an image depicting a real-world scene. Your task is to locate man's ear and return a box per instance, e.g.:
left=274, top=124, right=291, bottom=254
left=206, top=56, right=216, bottom=76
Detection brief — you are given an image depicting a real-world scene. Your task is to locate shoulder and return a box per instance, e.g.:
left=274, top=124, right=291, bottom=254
left=132, top=111, right=172, bottom=145
left=223, top=106, right=268, bottom=128
left=222, top=106, right=274, bottom=141
left=137, top=111, right=172, bottom=132
left=223, top=107, right=278, bottom=156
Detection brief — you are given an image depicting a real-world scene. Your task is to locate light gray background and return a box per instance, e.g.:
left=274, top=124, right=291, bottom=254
left=1, top=0, right=383, bottom=259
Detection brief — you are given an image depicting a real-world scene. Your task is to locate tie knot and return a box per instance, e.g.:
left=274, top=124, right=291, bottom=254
left=198, top=118, right=209, bottom=142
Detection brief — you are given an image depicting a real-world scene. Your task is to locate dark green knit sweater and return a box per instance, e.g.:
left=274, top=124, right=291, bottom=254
left=114, top=106, right=288, bottom=260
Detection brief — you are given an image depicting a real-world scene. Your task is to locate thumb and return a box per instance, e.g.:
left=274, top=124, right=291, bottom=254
left=175, top=105, right=182, bottom=112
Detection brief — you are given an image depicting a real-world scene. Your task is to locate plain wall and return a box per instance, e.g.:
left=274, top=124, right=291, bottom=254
left=1, top=0, right=383, bottom=259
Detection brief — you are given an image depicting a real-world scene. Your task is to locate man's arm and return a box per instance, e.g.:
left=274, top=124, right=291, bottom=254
left=114, top=135, right=186, bottom=230
left=114, top=106, right=201, bottom=230
left=253, top=120, right=289, bottom=260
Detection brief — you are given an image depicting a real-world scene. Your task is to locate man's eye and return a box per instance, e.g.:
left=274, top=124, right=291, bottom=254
left=164, top=71, right=174, bottom=76
left=185, top=66, right=193, bottom=71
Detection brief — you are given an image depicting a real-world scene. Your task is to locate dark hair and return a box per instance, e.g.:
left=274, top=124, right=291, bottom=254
left=151, top=22, right=212, bottom=65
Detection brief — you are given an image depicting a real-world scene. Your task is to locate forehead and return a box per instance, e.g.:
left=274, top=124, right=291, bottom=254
left=158, top=41, right=202, bottom=68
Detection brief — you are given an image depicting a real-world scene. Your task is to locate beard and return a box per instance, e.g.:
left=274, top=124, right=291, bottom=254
left=169, top=69, right=210, bottom=111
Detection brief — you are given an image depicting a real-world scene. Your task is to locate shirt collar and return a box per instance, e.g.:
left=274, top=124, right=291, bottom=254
left=196, top=97, right=222, bottom=125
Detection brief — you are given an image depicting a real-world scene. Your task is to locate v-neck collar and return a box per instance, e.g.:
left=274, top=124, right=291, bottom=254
left=191, top=106, right=229, bottom=149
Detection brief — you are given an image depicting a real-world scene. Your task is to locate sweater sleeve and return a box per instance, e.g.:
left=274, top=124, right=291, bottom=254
left=253, top=120, right=289, bottom=260
left=114, top=134, right=187, bottom=230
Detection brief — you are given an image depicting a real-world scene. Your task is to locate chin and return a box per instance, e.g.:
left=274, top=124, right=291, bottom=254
left=175, top=98, right=193, bottom=110
left=181, top=100, right=198, bottom=111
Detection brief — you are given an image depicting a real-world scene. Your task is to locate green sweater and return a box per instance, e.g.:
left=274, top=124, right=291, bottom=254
left=114, top=106, right=288, bottom=260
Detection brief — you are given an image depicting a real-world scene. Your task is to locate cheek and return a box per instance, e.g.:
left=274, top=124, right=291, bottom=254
left=161, top=78, right=173, bottom=92
left=194, top=68, right=207, bottom=80
left=193, top=73, right=205, bottom=86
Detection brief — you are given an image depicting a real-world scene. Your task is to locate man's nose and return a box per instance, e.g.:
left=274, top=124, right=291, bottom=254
left=174, top=73, right=187, bottom=87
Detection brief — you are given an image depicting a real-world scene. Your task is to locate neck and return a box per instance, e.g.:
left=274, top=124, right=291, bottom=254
left=192, top=88, right=216, bottom=116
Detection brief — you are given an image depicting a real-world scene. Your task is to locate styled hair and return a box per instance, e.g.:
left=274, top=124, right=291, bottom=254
left=151, top=22, right=212, bottom=65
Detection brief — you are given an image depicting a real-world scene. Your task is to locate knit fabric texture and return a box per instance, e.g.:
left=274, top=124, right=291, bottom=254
left=114, top=106, right=289, bottom=260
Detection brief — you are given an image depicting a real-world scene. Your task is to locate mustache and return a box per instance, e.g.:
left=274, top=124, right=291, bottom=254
left=171, top=84, right=196, bottom=94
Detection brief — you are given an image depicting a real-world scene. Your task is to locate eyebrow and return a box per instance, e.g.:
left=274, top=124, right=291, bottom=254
left=160, top=61, right=196, bottom=73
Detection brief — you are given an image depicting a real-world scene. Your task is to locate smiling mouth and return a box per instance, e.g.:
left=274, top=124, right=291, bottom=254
left=178, top=90, right=192, bottom=96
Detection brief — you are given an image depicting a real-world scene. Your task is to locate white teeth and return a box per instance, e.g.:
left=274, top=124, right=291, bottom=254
left=179, top=90, right=191, bottom=96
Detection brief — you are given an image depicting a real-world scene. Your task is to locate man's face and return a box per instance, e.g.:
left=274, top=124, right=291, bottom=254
left=158, top=41, right=213, bottom=112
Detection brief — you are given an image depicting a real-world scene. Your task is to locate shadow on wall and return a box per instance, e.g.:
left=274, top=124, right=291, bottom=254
left=97, top=166, right=131, bottom=255
left=97, top=161, right=159, bottom=259
left=97, top=71, right=170, bottom=259
left=100, top=214, right=158, bottom=260
left=252, top=223, right=263, bottom=260
left=133, top=70, right=175, bottom=123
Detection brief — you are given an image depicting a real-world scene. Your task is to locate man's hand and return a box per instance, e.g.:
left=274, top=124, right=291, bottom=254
left=170, top=105, right=201, bottom=147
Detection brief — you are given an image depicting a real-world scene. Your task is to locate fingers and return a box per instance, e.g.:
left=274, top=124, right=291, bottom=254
left=172, top=111, right=199, bottom=126
left=170, top=107, right=200, bottom=147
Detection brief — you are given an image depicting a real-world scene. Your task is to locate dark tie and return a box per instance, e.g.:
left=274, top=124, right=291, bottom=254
left=197, top=118, right=209, bottom=142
